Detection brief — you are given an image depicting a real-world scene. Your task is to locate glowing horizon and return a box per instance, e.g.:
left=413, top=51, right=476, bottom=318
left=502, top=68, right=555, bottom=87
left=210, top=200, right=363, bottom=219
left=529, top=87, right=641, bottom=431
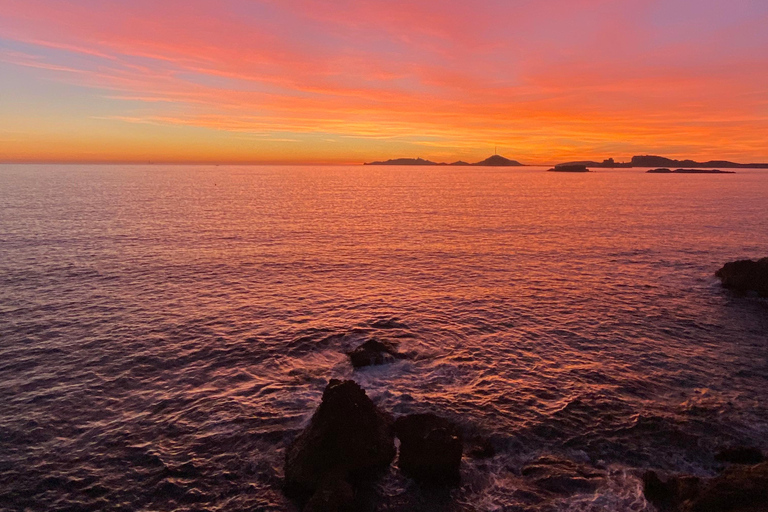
left=1, top=0, right=767, bottom=165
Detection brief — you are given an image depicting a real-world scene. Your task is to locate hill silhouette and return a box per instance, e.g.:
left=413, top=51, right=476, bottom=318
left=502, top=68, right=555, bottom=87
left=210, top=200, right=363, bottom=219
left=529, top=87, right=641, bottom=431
left=365, top=155, right=524, bottom=166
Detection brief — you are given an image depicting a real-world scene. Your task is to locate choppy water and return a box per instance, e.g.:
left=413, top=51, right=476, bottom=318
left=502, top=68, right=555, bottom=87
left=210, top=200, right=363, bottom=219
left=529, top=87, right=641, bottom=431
left=1, top=164, right=767, bottom=512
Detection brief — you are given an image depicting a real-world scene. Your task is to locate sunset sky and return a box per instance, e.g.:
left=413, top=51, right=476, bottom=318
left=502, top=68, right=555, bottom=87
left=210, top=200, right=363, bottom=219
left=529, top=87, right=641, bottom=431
left=1, top=0, right=767, bottom=164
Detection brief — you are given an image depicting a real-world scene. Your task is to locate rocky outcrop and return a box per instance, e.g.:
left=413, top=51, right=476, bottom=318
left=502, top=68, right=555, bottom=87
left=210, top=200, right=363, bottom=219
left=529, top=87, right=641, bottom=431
left=548, top=164, right=590, bottom=172
left=643, top=462, right=768, bottom=511
left=347, top=338, right=406, bottom=368
left=284, top=380, right=395, bottom=508
left=715, top=258, right=768, bottom=297
left=394, top=413, right=463, bottom=484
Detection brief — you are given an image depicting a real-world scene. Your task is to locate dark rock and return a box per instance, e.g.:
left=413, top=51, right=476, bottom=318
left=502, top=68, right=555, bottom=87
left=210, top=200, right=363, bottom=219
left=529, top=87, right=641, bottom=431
left=394, top=413, right=462, bottom=484
left=521, top=455, right=605, bottom=496
left=548, top=164, right=590, bottom=172
left=303, top=476, right=355, bottom=512
left=642, top=471, right=701, bottom=511
left=689, top=462, right=768, bottom=511
left=347, top=338, right=406, bottom=368
left=716, top=258, right=768, bottom=297
left=715, top=446, right=764, bottom=465
left=284, top=380, right=395, bottom=498
left=648, top=168, right=672, bottom=173
left=643, top=462, right=768, bottom=511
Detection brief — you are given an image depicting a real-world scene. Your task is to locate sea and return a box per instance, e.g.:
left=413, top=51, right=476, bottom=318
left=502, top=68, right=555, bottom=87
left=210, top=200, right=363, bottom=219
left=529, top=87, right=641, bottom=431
left=1, top=164, right=766, bottom=512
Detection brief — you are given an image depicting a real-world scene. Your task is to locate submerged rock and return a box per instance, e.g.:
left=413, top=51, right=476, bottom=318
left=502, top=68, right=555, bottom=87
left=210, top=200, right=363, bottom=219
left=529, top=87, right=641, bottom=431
left=394, top=413, right=463, bottom=484
left=346, top=338, right=402, bottom=368
left=715, top=446, right=764, bottom=465
left=284, top=380, right=395, bottom=505
left=369, top=317, right=409, bottom=330
left=347, top=338, right=406, bottom=368
left=521, top=455, right=606, bottom=496
left=715, top=258, right=768, bottom=297
left=643, top=462, right=768, bottom=511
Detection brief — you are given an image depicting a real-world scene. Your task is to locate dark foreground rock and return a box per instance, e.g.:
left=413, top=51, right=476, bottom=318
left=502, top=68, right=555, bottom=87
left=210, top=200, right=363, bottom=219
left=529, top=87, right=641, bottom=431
left=643, top=462, right=768, bottom=511
left=394, top=413, right=463, bottom=484
left=284, top=380, right=395, bottom=508
left=715, top=258, right=768, bottom=297
left=715, top=446, right=764, bottom=465
left=347, top=338, right=406, bottom=368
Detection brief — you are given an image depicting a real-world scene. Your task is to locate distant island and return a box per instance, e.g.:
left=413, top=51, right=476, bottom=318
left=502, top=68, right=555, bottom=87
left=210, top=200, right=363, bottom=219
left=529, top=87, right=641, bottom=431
left=364, top=154, right=768, bottom=169
left=365, top=154, right=524, bottom=166
left=556, top=156, right=768, bottom=169
left=629, top=155, right=768, bottom=169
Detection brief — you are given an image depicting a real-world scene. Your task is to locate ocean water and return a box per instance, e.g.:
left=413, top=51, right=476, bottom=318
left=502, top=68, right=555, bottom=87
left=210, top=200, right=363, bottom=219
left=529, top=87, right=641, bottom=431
left=0, top=164, right=767, bottom=512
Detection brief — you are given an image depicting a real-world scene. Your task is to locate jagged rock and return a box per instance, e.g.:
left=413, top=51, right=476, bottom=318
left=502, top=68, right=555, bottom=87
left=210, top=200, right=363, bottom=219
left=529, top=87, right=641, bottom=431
left=643, top=462, right=768, bottom=511
left=394, top=413, right=462, bottom=484
left=347, top=338, right=406, bottom=368
left=284, top=380, right=395, bottom=502
left=715, top=447, right=764, bottom=465
left=716, top=258, right=768, bottom=297
left=521, top=455, right=606, bottom=495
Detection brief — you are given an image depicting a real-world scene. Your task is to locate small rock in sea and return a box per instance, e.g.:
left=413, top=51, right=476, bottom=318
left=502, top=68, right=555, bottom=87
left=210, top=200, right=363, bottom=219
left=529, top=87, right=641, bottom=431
left=521, top=455, right=605, bottom=496
left=369, top=317, right=409, bottom=329
left=347, top=338, right=406, bottom=368
left=715, top=446, right=765, bottom=465
left=394, top=413, right=463, bottom=485
left=643, top=462, right=768, bottom=511
left=647, top=168, right=672, bottom=173
left=715, top=258, right=768, bottom=297
left=547, top=164, right=590, bottom=172
left=284, top=380, right=395, bottom=508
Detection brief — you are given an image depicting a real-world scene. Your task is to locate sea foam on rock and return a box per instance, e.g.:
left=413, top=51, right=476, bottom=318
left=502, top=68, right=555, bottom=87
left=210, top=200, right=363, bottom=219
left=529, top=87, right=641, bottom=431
left=284, top=380, right=395, bottom=509
left=715, top=258, right=768, bottom=297
left=394, top=413, right=463, bottom=484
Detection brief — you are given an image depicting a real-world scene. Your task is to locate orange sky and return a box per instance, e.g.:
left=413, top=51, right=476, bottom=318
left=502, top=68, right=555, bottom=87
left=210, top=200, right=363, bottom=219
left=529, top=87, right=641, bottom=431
left=1, top=0, right=767, bottom=164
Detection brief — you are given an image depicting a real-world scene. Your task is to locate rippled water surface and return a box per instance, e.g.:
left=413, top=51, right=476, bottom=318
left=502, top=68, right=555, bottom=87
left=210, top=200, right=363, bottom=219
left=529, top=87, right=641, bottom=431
left=1, top=164, right=767, bottom=511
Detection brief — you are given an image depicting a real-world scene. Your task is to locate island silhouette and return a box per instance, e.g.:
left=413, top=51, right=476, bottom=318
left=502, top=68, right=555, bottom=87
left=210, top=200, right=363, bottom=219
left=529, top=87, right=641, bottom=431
left=364, top=155, right=523, bottom=166
left=364, top=154, right=768, bottom=168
